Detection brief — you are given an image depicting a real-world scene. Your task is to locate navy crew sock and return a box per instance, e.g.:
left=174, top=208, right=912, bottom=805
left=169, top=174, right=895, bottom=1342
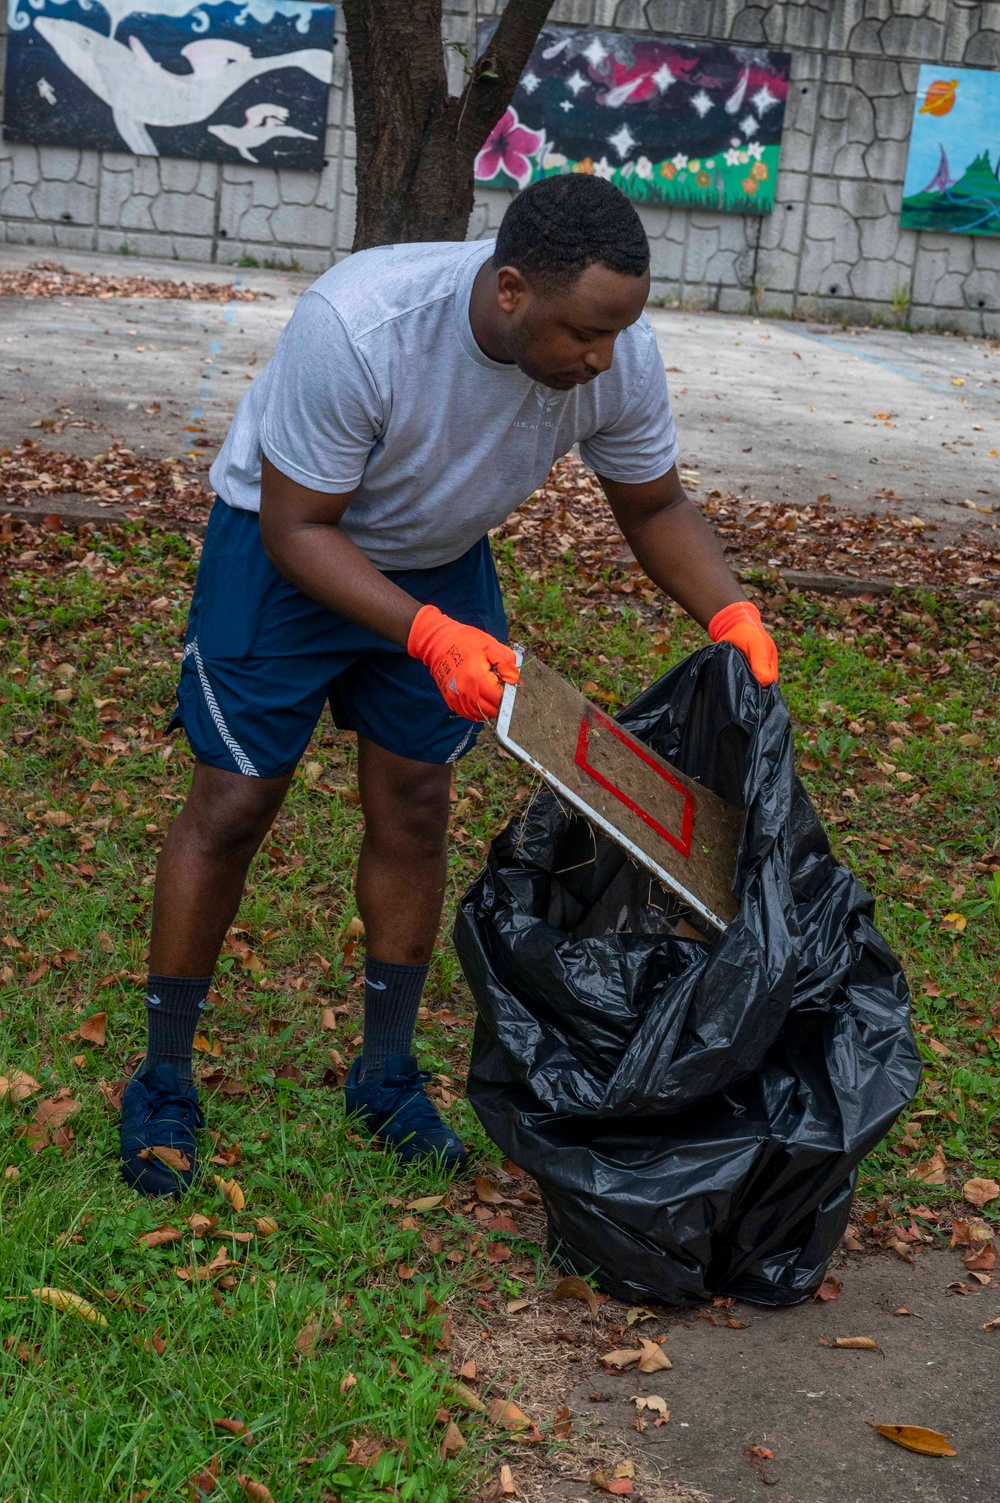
left=358, top=957, right=430, bottom=1083
left=137, top=974, right=212, bottom=1088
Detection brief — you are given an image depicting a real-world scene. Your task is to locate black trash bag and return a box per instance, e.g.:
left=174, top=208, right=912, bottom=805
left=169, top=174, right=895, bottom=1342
left=455, top=645, right=921, bottom=1308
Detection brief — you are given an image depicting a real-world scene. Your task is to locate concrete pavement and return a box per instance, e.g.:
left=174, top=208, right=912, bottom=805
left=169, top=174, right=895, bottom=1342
left=1, top=244, right=997, bottom=542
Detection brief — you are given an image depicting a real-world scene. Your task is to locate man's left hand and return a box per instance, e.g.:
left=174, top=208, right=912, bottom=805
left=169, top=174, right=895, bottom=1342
left=708, top=601, right=779, bottom=686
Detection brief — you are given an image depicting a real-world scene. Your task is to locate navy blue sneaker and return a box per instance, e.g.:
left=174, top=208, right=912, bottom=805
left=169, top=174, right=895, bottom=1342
left=119, top=1063, right=204, bottom=1197
left=344, top=1053, right=467, bottom=1171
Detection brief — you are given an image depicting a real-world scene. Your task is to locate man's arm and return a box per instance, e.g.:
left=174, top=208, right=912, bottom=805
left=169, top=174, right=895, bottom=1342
left=599, top=465, right=778, bottom=683
left=258, top=453, right=421, bottom=645
left=258, top=455, right=517, bottom=717
left=598, top=465, right=744, bottom=626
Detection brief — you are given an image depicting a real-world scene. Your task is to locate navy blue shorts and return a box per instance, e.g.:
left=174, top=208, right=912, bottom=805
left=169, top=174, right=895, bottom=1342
left=172, top=500, right=508, bottom=778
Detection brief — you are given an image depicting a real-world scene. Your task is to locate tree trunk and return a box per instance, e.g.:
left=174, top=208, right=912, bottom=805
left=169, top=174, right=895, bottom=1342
left=342, top=0, right=554, bottom=249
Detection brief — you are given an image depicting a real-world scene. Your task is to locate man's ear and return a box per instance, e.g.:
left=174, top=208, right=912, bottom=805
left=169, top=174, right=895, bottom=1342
left=495, top=265, right=530, bottom=315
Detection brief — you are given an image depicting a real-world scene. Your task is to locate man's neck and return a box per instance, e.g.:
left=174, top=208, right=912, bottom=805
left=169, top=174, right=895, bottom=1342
left=467, top=260, right=513, bottom=364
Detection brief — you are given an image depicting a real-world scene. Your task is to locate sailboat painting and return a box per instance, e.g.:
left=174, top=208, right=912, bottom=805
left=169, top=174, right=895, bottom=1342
left=3, top=0, right=335, bottom=168
left=900, top=64, right=1000, bottom=236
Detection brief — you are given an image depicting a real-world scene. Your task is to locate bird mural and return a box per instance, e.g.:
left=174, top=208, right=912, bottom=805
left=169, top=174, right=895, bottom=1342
left=4, top=0, right=334, bottom=170
left=208, top=101, right=317, bottom=161
left=31, top=17, right=332, bottom=157
left=918, top=78, right=958, bottom=117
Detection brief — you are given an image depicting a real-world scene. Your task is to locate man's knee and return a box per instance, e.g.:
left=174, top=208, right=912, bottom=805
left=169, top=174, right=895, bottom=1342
left=365, top=763, right=451, bottom=858
left=177, top=762, right=289, bottom=861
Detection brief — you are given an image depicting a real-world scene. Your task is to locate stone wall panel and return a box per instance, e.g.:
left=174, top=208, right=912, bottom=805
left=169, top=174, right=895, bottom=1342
left=964, top=28, right=1000, bottom=65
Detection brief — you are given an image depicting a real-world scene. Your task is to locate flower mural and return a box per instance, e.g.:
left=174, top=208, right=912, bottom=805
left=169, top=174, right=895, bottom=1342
left=474, top=105, right=546, bottom=191
left=473, top=23, right=790, bottom=216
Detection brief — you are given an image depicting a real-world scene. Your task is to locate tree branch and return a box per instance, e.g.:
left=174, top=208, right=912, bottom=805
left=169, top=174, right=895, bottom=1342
left=455, top=0, right=554, bottom=159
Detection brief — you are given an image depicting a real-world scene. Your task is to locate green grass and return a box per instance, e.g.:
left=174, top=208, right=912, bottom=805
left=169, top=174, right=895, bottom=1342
left=1, top=519, right=998, bottom=1492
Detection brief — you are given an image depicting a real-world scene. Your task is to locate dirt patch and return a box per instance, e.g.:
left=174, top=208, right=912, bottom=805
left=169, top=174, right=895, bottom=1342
left=459, top=1239, right=1000, bottom=1503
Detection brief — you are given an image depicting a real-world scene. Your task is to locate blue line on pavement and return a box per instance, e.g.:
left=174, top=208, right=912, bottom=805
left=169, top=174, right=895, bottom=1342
left=187, top=277, right=243, bottom=429
left=790, top=327, right=953, bottom=392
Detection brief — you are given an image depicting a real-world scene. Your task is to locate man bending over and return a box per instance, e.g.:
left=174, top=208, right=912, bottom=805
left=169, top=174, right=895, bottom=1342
left=121, top=175, right=778, bottom=1195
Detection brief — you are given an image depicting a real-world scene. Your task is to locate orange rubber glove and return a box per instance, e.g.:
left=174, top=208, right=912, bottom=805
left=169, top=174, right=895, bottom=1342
left=407, top=604, right=520, bottom=721
left=708, top=601, right=779, bottom=686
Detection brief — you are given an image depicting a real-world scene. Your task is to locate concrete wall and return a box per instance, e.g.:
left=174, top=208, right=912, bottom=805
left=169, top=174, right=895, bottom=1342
left=1, top=1, right=998, bottom=333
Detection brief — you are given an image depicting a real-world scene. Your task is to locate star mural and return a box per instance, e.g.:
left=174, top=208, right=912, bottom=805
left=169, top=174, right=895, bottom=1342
left=473, top=23, right=790, bottom=215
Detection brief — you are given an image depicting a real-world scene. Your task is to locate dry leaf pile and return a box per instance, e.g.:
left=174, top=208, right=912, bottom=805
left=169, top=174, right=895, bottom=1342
left=495, top=455, right=1000, bottom=600
left=0, top=441, right=212, bottom=523
left=0, top=261, right=272, bottom=303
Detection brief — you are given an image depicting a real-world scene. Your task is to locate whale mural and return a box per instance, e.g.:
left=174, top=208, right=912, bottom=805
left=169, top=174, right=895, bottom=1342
left=3, top=0, right=335, bottom=169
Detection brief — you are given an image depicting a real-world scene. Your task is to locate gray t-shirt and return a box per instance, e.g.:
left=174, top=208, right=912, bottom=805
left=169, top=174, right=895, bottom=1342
left=211, top=239, right=678, bottom=571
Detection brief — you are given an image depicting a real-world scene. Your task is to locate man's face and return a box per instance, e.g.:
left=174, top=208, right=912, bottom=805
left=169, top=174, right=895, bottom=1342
left=496, top=261, right=651, bottom=390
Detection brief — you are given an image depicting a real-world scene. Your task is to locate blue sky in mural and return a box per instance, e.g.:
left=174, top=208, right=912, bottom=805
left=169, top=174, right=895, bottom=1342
left=902, top=64, right=1000, bottom=196
left=3, top=0, right=335, bottom=168
left=900, top=63, right=1000, bottom=235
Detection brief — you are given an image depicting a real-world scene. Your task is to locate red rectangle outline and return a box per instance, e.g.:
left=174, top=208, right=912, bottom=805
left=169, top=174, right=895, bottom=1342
left=574, top=709, right=695, bottom=859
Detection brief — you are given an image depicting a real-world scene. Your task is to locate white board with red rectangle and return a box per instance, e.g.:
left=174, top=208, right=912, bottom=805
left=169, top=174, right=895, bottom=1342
left=495, top=652, right=743, bottom=931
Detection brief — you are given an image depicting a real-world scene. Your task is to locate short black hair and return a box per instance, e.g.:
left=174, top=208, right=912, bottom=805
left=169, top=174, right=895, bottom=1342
left=494, top=174, right=649, bottom=289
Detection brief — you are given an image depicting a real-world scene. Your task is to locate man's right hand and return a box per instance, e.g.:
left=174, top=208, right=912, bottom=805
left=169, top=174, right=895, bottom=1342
left=407, top=605, right=519, bottom=720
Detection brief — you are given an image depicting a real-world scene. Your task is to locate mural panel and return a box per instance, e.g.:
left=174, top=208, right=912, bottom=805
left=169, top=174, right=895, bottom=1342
left=900, top=64, right=1000, bottom=237
left=474, top=23, right=790, bottom=215
left=3, top=0, right=335, bottom=168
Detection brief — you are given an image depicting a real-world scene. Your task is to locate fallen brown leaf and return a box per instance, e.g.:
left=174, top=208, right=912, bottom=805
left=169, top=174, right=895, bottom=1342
left=213, top=1176, right=245, bottom=1212
left=32, top=1286, right=107, bottom=1326
left=488, top=1398, right=533, bottom=1432
left=139, top=1145, right=191, bottom=1173
left=0, top=1071, right=40, bottom=1102
left=499, top=1464, right=516, bottom=1497
left=870, top=1423, right=956, bottom=1456
left=813, top=1276, right=843, bottom=1302
left=746, top=1444, right=777, bottom=1483
left=981, top=1316, right=1000, bottom=1331
left=591, top=1480, right=631, bottom=1497
left=254, top=1217, right=279, bottom=1237
left=209, top=1142, right=241, bottom=1169
left=447, top=1381, right=487, bottom=1414
left=78, top=1013, right=107, bottom=1047
left=440, top=1420, right=465, bottom=1458
left=907, top=1145, right=948, bottom=1185
left=474, top=1174, right=504, bottom=1205
left=828, top=1336, right=878, bottom=1350
left=636, top=1337, right=672, bottom=1373
left=188, top=1214, right=218, bottom=1237
left=213, top=1418, right=251, bottom=1439
left=136, top=1226, right=183, bottom=1250
left=175, top=1246, right=234, bottom=1283
left=962, top=1177, right=1000, bottom=1209
left=185, top=1455, right=218, bottom=1498
left=133, top=1328, right=167, bottom=1357
left=236, top=1478, right=274, bottom=1503
left=550, top=1274, right=599, bottom=1317
left=3, top=1335, right=44, bottom=1367
left=553, top=1403, right=573, bottom=1439
left=405, top=1193, right=448, bottom=1213
left=34, top=1090, right=81, bottom=1131
left=600, top=1347, right=641, bottom=1370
